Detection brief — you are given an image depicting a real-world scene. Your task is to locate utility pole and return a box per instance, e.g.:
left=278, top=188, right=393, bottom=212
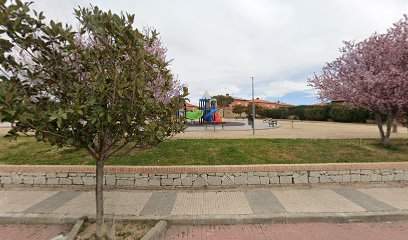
left=251, top=76, right=255, bottom=135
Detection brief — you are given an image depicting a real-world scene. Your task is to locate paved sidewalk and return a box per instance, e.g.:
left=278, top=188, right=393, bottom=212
left=0, top=184, right=407, bottom=221
left=160, top=222, right=408, bottom=240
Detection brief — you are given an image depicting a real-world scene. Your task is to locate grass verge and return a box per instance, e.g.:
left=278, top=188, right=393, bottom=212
left=0, top=136, right=407, bottom=165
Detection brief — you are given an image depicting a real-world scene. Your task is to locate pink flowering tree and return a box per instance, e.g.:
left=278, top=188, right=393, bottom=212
left=308, top=16, right=408, bottom=147
left=0, top=2, right=185, bottom=238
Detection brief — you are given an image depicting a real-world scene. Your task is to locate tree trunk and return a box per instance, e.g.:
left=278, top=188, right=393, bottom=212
left=392, top=119, right=398, bottom=133
left=96, top=159, right=105, bottom=239
left=374, top=112, right=394, bottom=147
left=374, top=112, right=387, bottom=146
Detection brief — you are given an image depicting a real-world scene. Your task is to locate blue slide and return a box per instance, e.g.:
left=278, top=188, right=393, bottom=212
left=204, top=108, right=218, bottom=122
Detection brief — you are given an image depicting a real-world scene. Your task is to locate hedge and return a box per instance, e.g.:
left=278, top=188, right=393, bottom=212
left=260, top=104, right=370, bottom=123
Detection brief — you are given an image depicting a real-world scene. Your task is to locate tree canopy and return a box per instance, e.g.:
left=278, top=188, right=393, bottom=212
left=308, top=15, right=408, bottom=146
left=0, top=1, right=185, bottom=237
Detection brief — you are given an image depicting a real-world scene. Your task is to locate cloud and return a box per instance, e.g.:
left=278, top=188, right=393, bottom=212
left=29, top=0, right=408, bottom=105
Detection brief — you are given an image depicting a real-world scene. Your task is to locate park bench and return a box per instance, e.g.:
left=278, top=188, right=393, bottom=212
left=204, top=122, right=226, bottom=131
left=263, top=118, right=278, bottom=127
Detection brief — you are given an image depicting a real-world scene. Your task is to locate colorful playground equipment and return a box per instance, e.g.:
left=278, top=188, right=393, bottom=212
left=186, top=91, right=223, bottom=124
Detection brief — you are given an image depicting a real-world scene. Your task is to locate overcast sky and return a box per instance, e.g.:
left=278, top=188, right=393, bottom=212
left=31, top=0, right=408, bottom=105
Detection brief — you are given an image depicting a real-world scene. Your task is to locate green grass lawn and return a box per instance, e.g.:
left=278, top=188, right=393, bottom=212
left=0, top=136, right=407, bottom=165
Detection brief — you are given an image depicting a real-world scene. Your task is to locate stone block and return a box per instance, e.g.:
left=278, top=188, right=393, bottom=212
left=270, top=177, right=279, bottom=184
left=193, top=177, right=207, bottom=186
left=207, top=173, right=216, bottom=176
left=319, top=175, right=330, bottom=183
left=309, top=171, right=320, bottom=177
left=46, top=178, right=59, bottom=185
left=116, top=179, right=134, bottom=186
left=279, top=176, right=293, bottom=184
left=254, top=172, right=268, bottom=177
left=199, top=174, right=208, bottom=180
left=173, top=178, right=182, bottom=186
left=161, top=178, right=174, bottom=186
left=260, top=176, right=269, bottom=184
left=148, top=178, right=160, bottom=186
left=216, top=173, right=224, bottom=177
left=23, top=176, right=34, bottom=184
left=232, top=172, right=246, bottom=177
left=308, top=176, right=319, bottom=184
left=208, top=176, right=222, bottom=185
left=116, top=173, right=135, bottom=179
left=221, top=175, right=234, bottom=185
left=1, top=176, right=12, bottom=184
left=371, top=174, right=381, bottom=182
left=350, top=170, right=360, bottom=175
left=59, top=178, right=72, bottom=185
left=234, top=176, right=247, bottom=185
left=351, top=174, right=361, bottom=182
left=68, top=173, right=77, bottom=177
left=46, top=173, right=56, bottom=178
left=181, top=177, right=193, bottom=186
left=381, top=174, right=394, bottom=182
left=11, top=174, right=22, bottom=184
left=293, top=172, right=308, bottom=184
left=168, top=174, right=181, bottom=178
left=33, top=177, right=46, bottom=185
left=342, top=175, right=351, bottom=183
left=278, top=171, right=293, bottom=176
left=104, top=176, right=116, bottom=186
left=394, top=172, right=407, bottom=181
left=361, top=175, right=371, bottom=182
left=361, top=170, right=373, bottom=175
left=56, top=173, right=68, bottom=178
left=72, top=177, right=84, bottom=185
left=328, top=175, right=342, bottom=183
left=135, top=178, right=148, bottom=186
left=148, top=173, right=159, bottom=178
left=82, top=176, right=95, bottom=185
left=268, top=172, right=278, bottom=177
left=248, top=176, right=260, bottom=185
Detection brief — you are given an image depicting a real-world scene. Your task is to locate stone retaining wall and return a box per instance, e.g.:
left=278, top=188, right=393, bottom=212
left=1, top=163, right=408, bottom=187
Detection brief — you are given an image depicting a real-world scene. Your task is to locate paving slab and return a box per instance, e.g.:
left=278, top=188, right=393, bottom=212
left=140, top=191, right=177, bottom=216
left=171, top=191, right=252, bottom=216
left=359, top=187, right=408, bottom=210
left=0, top=190, right=57, bottom=213
left=53, top=191, right=151, bottom=216
left=23, top=191, right=81, bottom=213
left=333, top=188, right=396, bottom=212
left=244, top=189, right=287, bottom=214
left=272, top=189, right=365, bottom=213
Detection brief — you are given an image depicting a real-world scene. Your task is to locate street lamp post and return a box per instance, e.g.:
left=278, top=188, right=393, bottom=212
left=251, top=76, right=255, bottom=135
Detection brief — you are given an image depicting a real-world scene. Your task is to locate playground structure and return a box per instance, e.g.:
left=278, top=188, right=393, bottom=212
left=186, top=91, right=223, bottom=124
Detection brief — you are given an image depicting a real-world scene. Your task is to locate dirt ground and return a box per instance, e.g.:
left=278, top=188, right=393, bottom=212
left=175, top=120, right=408, bottom=139
left=75, top=219, right=157, bottom=240
left=1, top=120, right=407, bottom=139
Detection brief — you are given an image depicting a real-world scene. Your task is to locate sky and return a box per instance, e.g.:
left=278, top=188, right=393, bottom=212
left=30, top=0, right=408, bottom=105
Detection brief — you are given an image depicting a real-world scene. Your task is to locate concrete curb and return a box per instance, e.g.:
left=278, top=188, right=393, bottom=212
left=65, top=218, right=84, bottom=240
left=0, top=213, right=82, bottom=224
left=0, top=211, right=407, bottom=227
left=164, top=211, right=408, bottom=225
left=141, top=220, right=167, bottom=240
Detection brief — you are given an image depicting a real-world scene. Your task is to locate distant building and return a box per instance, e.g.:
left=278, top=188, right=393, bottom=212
left=185, top=103, right=199, bottom=111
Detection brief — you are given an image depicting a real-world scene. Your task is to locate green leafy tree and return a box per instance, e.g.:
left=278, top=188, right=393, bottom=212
left=0, top=1, right=185, bottom=238
left=212, top=95, right=234, bottom=117
left=244, top=103, right=266, bottom=118
left=232, top=104, right=246, bottom=118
